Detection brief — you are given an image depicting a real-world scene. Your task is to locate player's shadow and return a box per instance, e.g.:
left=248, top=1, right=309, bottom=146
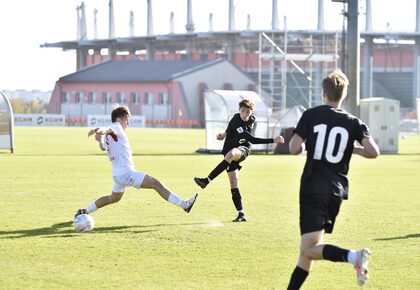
left=374, top=233, right=420, bottom=241
left=0, top=221, right=210, bottom=239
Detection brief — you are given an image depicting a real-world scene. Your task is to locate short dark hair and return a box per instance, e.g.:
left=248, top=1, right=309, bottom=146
left=239, top=99, right=255, bottom=110
left=111, top=106, right=131, bottom=122
left=322, top=69, right=349, bottom=102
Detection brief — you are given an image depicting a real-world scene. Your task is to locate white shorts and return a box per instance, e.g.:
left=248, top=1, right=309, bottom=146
left=112, top=170, right=146, bottom=193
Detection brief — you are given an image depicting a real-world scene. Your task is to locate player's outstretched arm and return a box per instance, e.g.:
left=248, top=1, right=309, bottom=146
left=353, top=137, right=380, bottom=158
left=240, top=131, right=283, bottom=145
left=273, top=135, right=285, bottom=144
left=88, top=127, right=114, bottom=137
left=88, top=127, right=113, bottom=151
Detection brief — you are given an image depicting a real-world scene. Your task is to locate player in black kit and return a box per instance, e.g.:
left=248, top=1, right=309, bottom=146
left=286, top=70, right=380, bottom=289
left=194, top=99, right=284, bottom=222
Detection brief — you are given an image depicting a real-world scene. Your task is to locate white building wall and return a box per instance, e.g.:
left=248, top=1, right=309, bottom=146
left=175, top=61, right=255, bottom=120
left=61, top=103, right=114, bottom=118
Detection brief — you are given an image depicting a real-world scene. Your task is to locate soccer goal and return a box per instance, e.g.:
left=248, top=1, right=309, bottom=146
left=200, top=90, right=270, bottom=153
left=0, top=91, right=14, bottom=153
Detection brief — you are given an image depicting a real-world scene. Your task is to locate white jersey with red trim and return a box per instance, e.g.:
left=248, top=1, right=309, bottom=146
left=104, top=122, right=135, bottom=176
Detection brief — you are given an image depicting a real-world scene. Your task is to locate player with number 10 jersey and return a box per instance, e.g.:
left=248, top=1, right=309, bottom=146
left=285, top=69, right=379, bottom=289
left=295, top=105, right=371, bottom=200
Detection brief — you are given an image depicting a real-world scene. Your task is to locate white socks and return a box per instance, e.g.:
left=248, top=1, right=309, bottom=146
left=168, top=193, right=186, bottom=208
left=347, top=250, right=357, bottom=265
left=86, top=202, right=98, bottom=214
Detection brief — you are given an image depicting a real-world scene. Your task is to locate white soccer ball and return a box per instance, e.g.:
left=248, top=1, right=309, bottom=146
left=74, top=214, right=95, bottom=232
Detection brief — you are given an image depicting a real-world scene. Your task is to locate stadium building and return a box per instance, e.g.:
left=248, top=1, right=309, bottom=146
left=48, top=58, right=257, bottom=126
left=43, top=0, right=420, bottom=127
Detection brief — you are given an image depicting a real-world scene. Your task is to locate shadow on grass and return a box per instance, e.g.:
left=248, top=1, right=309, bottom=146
left=0, top=221, right=211, bottom=239
left=375, top=233, right=420, bottom=241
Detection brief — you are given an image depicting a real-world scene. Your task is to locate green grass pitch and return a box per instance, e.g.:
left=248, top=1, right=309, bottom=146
left=0, top=127, right=419, bottom=289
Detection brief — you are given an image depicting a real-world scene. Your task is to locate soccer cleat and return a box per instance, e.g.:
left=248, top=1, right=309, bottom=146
left=74, top=208, right=88, bottom=218
left=232, top=212, right=247, bottom=222
left=184, top=193, right=199, bottom=213
left=354, top=248, right=371, bottom=286
left=194, top=177, right=209, bottom=189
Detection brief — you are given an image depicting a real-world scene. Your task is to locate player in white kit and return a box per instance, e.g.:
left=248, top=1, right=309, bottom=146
left=75, top=106, right=198, bottom=218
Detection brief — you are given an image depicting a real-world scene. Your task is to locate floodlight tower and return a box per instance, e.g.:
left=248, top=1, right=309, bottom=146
left=129, top=11, right=134, bottom=37
left=332, top=0, right=360, bottom=116
left=413, top=0, right=420, bottom=107
left=80, top=2, right=87, bottom=40
left=362, top=0, right=373, bottom=99
left=271, top=0, right=278, bottom=30
left=170, top=12, right=174, bottom=34
left=108, top=0, right=115, bottom=39
left=93, top=8, right=98, bottom=39
left=185, top=0, right=195, bottom=32
left=146, top=0, right=154, bottom=59
left=147, top=0, right=153, bottom=35
left=228, top=0, right=235, bottom=31
left=208, top=13, right=213, bottom=32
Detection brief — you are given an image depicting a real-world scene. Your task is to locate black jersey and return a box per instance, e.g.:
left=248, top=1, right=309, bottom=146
left=294, top=105, right=371, bottom=199
left=222, top=113, right=274, bottom=155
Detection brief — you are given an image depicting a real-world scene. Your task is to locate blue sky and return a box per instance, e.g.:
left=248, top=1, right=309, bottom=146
left=0, top=0, right=416, bottom=91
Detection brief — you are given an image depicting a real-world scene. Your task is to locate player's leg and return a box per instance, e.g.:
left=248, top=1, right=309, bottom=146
left=320, top=193, right=371, bottom=282
left=141, top=174, right=198, bottom=212
left=228, top=169, right=246, bottom=222
left=75, top=191, right=125, bottom=217
left=287, top=230, right=324, bottom=290
left=194, top=148, right=242, bottom=188
left=298, top=232, right=371, bottom=286
left=94, top=191, right=124, bottom=210
left=323, top=196, right=372, bottom=285
left=75, top=175, right=128, bottom=217
left=288, top=193, right=371, bottom=288
left=298, top=230, right=325, bottom=269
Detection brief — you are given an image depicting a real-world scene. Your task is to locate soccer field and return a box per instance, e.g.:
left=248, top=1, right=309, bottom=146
left=1, top=127, right=419, bottom=289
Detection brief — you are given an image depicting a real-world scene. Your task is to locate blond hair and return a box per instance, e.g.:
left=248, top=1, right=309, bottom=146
left=322, top=69, right=349, bottom=102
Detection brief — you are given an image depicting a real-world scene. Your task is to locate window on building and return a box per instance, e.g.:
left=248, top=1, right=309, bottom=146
left=75, top=92, right=80, bottom=103
left=78, top=92, right=86, bottom=103
left=131, top=92, right=140, bottom=104
left=62, top=91, right=70, bottom=103
left=159, top=92, right=168, bottom=105
left=145, top=92, right=153, bottom=104
left=88, top=92, right=97, bottom=104
left=103, top=92, right=111, bottom=104
left=116, top=92, right=126, bottom=104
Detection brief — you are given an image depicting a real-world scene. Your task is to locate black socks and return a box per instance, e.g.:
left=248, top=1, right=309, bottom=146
left=287, top=245, right=349, bottom=289
left=287, top=266, right=308, bottom=290
left=231, top=188, right=243, bottom=211
left=208, top=160, right=230, bottom=181
left=322, top=244, right=349, bottom=262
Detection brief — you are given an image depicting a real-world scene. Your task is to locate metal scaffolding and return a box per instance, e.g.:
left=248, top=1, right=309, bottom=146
left=258, top=31, right=339, bottom=113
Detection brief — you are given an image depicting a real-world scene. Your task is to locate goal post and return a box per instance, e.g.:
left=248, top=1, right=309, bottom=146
left=0, top=91, right=14, bottom=153
left=201, top=90, right=270, bottom=153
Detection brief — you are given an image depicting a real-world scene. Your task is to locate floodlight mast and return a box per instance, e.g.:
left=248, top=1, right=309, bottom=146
left=332, top=0, right=360, bottom=116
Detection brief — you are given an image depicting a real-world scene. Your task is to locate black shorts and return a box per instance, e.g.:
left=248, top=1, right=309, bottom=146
left=299, top=193, right=342, bottom=235
left=226, top=146, right=250, bottom=172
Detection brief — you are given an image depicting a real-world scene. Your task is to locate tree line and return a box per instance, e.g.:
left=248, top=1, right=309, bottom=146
left=9, top=98, right=48, bottom=114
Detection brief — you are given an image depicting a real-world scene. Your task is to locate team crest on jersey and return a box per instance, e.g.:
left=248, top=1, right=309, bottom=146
left=236, top=127, right=244, bottom=133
